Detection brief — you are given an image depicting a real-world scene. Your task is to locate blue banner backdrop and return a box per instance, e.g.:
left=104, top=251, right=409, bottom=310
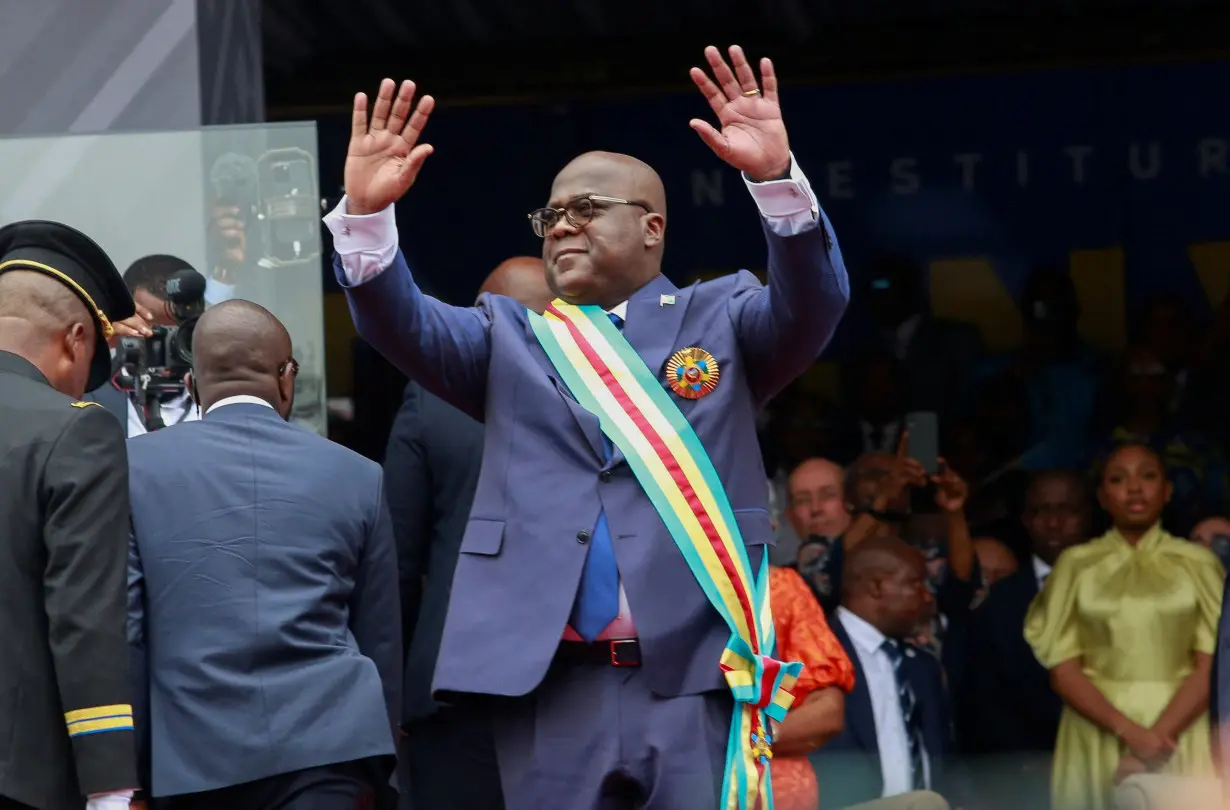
left=316, top=61, right=1230, bottom=358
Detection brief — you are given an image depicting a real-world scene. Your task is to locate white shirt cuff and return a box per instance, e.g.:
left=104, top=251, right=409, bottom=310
left=743, top=153, right=821, bottom=237
left=323, top=196, right=400, bottom=286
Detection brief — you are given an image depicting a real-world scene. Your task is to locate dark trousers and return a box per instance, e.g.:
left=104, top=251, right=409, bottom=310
left=403, top=703, right=504, bottom=810
left=160, top=760, right=377, bottom=810
left=491, top=659, right=730, bottom=810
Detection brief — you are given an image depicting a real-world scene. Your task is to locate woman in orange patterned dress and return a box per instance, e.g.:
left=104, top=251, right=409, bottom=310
left=770, top=565, right=856, bottom=810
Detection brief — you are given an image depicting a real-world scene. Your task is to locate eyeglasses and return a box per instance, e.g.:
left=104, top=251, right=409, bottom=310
left=527, top=195, right=651, bottom=238
left=278, top=357, right=299, bottom=377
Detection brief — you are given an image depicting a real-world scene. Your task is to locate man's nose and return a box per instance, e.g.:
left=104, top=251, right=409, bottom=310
left=549, top=214, right=579, bottom=240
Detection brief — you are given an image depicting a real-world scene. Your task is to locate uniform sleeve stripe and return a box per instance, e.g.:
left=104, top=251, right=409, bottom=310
left=65, top=704, right=133, bottom=724
left=67, top=716, right=134, bottom=736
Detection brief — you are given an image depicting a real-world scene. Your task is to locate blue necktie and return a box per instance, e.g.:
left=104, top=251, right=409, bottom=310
left=882, top=639, right=925, bottom=789
left=570, top=312, right=624, bottom=641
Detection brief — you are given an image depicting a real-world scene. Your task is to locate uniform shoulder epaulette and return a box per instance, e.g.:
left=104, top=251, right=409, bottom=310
left=70, top=401, right=101, bottom=409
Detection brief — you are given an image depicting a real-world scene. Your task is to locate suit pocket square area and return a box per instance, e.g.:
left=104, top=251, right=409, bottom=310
left=460, top=519, right=506, bottom=556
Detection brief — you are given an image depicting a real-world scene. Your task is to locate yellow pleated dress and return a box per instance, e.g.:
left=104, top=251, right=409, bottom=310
left=1024, top=524, right=1225, bottom=810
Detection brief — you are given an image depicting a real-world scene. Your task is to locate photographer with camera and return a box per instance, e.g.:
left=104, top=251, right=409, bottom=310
left=87, top=255, right=207, bottom=436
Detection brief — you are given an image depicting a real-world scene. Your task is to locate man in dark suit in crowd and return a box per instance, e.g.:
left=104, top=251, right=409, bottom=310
left=812, top=537, right=951, bottom=810
left=126, top=300, right=401, bottom=810
left=962, top=471, right=1088, bottom=808
left=385, top=256, right=553, bottom=810
left=0, top=221, right=140, bottom=810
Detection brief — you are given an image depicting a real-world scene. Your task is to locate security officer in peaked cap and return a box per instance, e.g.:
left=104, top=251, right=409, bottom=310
left=0, top=221, right=140, bottom=810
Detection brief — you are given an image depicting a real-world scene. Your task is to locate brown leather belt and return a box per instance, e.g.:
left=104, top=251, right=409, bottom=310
left=557, top=638, right=641, bottom=667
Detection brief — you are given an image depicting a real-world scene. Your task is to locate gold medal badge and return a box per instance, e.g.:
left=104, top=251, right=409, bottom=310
left=665, top=347, right=720, bottom=400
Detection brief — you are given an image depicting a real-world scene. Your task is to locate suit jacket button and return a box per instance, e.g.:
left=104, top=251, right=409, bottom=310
left=576, top=530, right=590, bottom=544
left=599, top=470, right=612, bottom=483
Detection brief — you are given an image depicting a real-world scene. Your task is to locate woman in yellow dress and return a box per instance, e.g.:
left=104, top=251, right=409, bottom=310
left=1025, top=443, right=1224, bottom=810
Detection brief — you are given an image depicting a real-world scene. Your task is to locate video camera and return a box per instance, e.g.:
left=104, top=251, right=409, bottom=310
left=115, top=268, right=207, bottom=431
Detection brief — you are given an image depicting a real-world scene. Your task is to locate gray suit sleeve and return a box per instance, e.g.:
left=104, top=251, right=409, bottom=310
left=351, top=470, right=404, bottom=737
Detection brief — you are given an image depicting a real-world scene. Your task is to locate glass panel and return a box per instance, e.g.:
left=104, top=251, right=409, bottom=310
left=0, top=122, right=327, bottom=435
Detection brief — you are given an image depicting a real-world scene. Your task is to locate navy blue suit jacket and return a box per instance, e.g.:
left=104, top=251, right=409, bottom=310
left=126, top=403, right=401, bottom=797
left=383, top=381, right=484, bottom=723
left=811, top=614, right=953, bottom=810
left=338, top=210, right=847, bottom=700
left=961, top=568, right=1060, bottom=754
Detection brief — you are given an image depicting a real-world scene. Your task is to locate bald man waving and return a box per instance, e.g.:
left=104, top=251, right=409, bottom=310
left=327, top=46, right=849, bottom=810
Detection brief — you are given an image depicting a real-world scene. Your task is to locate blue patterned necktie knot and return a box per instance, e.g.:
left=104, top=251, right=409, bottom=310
left=607, top=312, right=624, bottom=330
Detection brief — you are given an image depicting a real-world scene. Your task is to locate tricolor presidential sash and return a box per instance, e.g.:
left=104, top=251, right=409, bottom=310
left=529, top=300, right=803, bottom=810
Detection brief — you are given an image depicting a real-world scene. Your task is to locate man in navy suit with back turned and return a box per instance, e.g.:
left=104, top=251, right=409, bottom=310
left=326, top=45, right=849, bottom=810
left=126, top=300, right=401, bottom=810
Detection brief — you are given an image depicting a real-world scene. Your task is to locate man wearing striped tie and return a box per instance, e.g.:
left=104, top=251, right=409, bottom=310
left=814, top=537, right=953, bottom=810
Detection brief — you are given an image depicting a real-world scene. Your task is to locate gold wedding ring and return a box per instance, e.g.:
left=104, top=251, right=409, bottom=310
left=742, top=88, right=761, bottom=97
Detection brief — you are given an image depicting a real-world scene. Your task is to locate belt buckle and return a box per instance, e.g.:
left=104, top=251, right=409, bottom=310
left=609, top=638, right=639, bottom=667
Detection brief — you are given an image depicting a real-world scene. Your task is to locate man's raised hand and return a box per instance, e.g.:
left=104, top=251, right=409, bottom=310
left=344, top=79, right=435, bottom=216
left=688, top=45, right=790, bottom=182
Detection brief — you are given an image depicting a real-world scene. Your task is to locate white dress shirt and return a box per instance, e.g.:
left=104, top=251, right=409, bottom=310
left=322, top=155, right=822, bottom=640
left=126, top=390, right=200, bottom=438
left=837, top=607, right=932, bottom=796
left=1032, top=555, right=1053, bottom=591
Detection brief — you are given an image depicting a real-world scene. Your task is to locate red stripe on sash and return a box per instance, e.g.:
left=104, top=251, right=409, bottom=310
left=546, top=304, right=760, bottom=651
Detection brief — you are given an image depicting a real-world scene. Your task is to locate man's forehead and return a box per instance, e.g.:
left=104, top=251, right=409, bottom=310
left=549, top=159, right=632, bottom=202
left=1029, top=475, right=1082, bottom=502
left=794, top=462, right=841, bottom=489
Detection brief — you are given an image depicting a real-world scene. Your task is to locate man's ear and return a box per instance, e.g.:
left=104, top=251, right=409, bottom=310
left=185, top=371, right=199, bottom=406
left=66, top=321, right=90, bottom=361
left=643, top=212, right=666, bottom=249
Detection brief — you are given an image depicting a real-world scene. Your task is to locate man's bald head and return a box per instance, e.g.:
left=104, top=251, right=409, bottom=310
left=843, top=536, right=933, bottom=638
left=541, top=151, right=668, bottom=310
left=0, top=270, right=95, bottom=396
left=190, top=299, right=296, bottom=419
left=557, top=152, right=667, bottom=216
left=478, top=256, right=553, bottom=314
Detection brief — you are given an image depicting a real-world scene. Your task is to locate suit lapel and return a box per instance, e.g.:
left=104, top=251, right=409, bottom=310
left=523, top=315, right=607, bottom=461
left=609, top=275, right=691, bottom=467
left=832, top=618, right=879, bottom=753
left=523, top=275, right=692, bottom=466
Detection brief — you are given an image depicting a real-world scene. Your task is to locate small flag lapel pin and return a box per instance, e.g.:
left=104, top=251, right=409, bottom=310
left=659, top=294, right=676, bottom=306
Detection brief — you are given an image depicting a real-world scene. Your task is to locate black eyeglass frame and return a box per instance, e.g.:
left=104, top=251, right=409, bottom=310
left=527, top=194, right=652, bottom=238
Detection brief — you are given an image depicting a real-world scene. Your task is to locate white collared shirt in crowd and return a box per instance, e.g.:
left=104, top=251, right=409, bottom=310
left=1032, top=555, right=1053, bottom=591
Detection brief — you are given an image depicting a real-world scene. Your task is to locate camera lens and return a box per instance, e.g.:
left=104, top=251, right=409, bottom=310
left=172, top=319, right=196, bottom=366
